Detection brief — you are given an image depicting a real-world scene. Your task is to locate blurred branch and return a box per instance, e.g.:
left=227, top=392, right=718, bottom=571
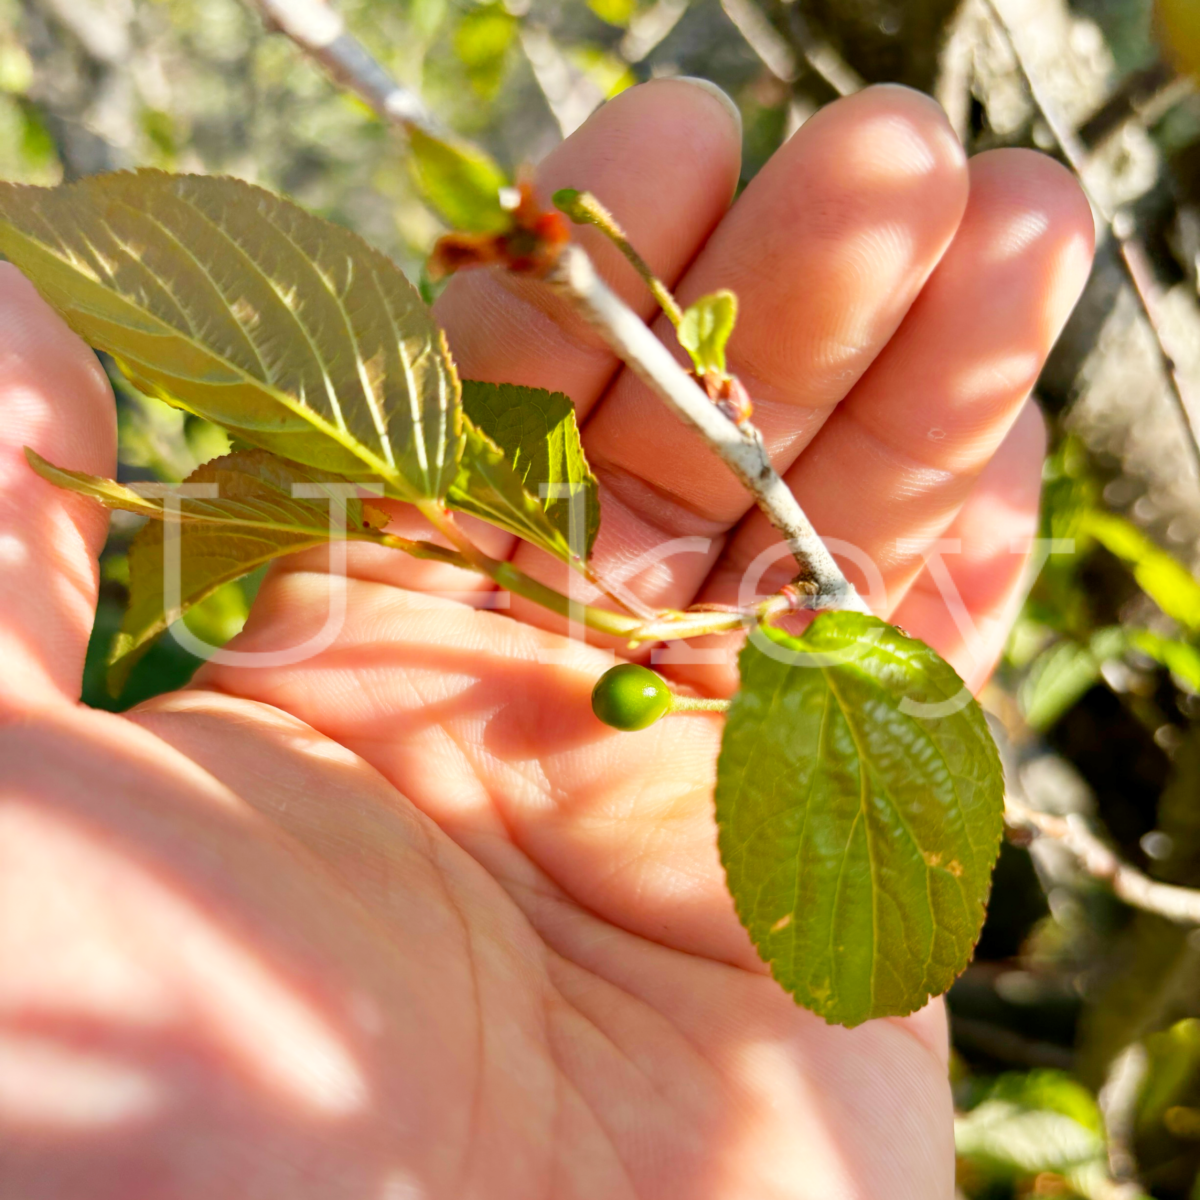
left=619, top=0, right=688, bottom=64
left=1077, top=62, right=1191, bottom=152
left=980, top=0, right=1200, bottom=479
left=1099, top=1043, right=1149, bottom=1185
left=723, top=0, right=863, bottom=97
left=951, top=1014, right=1075, bottom=1069
left=243, top=0, right=442, bottom=136
left=1006, top=798, right=1200, bottom=925
left=519, top=25, right=603, bottom=139
left=720, top=0, right=797, bottom=82
left=21, top=0, right=136, bottom=176
left=770, top=1, right=863, bottom=97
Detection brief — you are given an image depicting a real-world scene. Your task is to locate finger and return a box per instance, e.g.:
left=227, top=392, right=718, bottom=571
left=704, top=149, right=1093, bottom=621
left=510, top=85, right=971, bottom=620
left=890, top=399, right=1046, bottom=691
left=0, top=265, right=115, bottom=712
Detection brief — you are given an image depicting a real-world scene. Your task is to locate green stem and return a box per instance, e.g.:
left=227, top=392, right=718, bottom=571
left=416, top=501, right=643, bottom=639
left=553, top=189, right=685, bottom=327
left=489, top=561, right=642, bottom=638
left=629, top=593, right=794, bottom=644
left=668, top=694, right=730, bottom=715
left=401, top=505, right=811, bottom=647
left=377, top=532, right=470, bottom=567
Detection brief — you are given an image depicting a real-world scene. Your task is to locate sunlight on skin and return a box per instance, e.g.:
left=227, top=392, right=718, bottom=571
left=0, top=801, right=369, bottom=1119
left=892, top=401, right=1047, bottom=693
left=834, top=103, right=951, bottom=180
left=725, top=1042, right=859, bottom=1194
left=0, top=1034, right=163, bottom=1128
left=951, top=350, right=1043, bottom=408
left=774, top=218, right=920, bottom=391
left=982, top=207, right=1052, bottom=261
left=0, top=533, right=27, bottom=566
left=380, top=1171, right=427, bottom=1200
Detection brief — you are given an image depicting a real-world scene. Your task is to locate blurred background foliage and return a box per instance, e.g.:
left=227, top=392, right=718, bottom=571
left=5, top=0, right=1200, bottom=1194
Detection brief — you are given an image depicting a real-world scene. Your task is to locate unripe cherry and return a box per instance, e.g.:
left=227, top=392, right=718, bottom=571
left=591, top=663, right=672, bottom=731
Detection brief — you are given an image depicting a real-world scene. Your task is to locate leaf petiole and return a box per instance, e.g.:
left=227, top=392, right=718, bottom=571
left=552, top=188, right=685, bottom=328
left=416, top=501, right=643, bottom=639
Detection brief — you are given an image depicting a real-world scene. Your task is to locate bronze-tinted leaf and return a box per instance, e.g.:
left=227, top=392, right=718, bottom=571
left=0, top=170, right=462, bottom=501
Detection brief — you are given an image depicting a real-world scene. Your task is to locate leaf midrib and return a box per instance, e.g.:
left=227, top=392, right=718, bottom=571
left=823, top=666, right=878, bottom=1017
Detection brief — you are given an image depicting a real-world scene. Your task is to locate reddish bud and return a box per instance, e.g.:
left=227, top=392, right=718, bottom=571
left=428, top=179, right=570, bottom=281
left=702, top=372, right=753, bottom=425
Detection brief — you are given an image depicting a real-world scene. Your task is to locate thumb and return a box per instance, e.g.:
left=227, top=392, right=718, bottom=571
left=0, top=263, right=115, bottom=712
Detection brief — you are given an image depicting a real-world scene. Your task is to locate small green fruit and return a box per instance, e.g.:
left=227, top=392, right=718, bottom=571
left=591, top=663, right=672, bottom=731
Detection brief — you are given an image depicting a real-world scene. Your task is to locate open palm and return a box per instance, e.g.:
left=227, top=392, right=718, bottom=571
left=1, top=81, right=1093, bottom=1199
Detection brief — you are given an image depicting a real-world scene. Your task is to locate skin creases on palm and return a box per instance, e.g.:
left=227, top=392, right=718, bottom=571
left=0, top=78, right=1093, bottom=1200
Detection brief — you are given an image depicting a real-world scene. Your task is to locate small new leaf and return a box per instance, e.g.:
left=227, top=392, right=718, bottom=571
left=409, top=126, right=510, bottom=233
left=715, top=614, right=1005, bottom=1027
left=678, top=290, right=737, bottom=378
left=455, top=380, right=598, bottom=558
left=0, top=170, right=463, bottom=502
left=1018, top=627, right=1127, bottom=732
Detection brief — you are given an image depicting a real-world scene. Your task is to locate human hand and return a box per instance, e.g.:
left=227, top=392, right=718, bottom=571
left=0, top=80, right=1093, bottom=1199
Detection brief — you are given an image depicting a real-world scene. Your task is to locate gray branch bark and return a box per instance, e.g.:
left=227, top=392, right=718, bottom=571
left=547, top=246, right=868, bottom=612
left=245, top=0, right=440, bottom=136
left=1007, top=798, right=1200, bottom=925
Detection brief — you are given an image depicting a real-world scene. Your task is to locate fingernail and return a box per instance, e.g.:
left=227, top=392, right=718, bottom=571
left=673, top=76, right=742, bottom=137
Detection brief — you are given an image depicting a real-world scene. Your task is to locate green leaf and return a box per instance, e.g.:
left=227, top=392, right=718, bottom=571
left=586, top=0, right=638, bottom=26
left=955, top=1070, right=1106, bottom=1179
left=94, top=449, right=389, bottom=693
left=25, top=447, right=174, bottom=518
left=1129, top=628, right=1200, bottom=692
left=566, top=46, right=636, bottom=99
left=0, top=170, right=462, bottom=502
left=456, top=380, right=598, bottom=558
left=1081, top=510, right=1200, bottom=633
left=1140, top=1019, right=1200, bottom=1130
left=453, top=4, right=517, bottom=99
left=408, top=126, right=510, bottom=233
left=715, top=614, right=1004, bottom=1027
left=447, top=417, right=577, bottom=563
left=1018, top=627, right=1126, bottom=731
left=955, top=1070, right=1151, bottom=1200
left=677, top=290, right=737, bottom=377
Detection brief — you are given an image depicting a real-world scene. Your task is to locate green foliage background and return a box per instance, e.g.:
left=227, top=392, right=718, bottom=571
left=6, top=0, right=1200, bottom=1194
